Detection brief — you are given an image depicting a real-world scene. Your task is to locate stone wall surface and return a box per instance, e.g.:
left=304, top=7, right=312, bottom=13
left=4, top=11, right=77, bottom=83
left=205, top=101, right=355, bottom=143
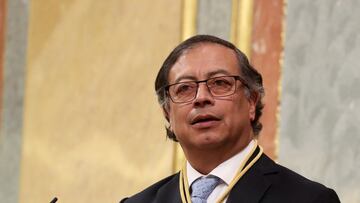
left=0, top=0, right=28, bottom=203
left=280, top=0, right=360, bottom=202
left=19, top=0, right=179, bottom=202
left=197, top=0, right=232, bottom=40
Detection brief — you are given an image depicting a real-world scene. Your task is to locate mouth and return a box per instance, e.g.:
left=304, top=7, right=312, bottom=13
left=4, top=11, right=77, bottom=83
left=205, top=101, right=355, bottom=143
left=190, top=114, right=221, bottom=126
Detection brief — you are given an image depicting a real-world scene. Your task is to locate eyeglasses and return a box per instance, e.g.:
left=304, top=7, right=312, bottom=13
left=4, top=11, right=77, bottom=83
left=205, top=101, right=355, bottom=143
left=165, top=75, right=248, bottom=103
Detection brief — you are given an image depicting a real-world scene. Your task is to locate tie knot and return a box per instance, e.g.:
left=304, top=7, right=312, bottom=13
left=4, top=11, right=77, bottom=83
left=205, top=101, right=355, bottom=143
left=191, top=176, right=220, bottom=203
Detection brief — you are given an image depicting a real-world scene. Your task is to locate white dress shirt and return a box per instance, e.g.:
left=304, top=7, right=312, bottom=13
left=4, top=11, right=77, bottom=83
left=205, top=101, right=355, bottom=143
left=187, top=139, right=256, bottom=203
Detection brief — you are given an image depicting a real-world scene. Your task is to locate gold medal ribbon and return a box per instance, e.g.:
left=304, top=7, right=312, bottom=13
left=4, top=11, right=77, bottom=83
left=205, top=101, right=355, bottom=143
left=179, top=141, right=263, bottom=203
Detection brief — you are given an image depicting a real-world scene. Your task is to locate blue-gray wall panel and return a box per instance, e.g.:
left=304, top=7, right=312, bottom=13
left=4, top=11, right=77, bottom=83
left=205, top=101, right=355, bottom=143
left=280, top=1, right=360, bottom=202
left=197, top=0, right=232, bottom=40
left=0, top=0, right=29, bottom=202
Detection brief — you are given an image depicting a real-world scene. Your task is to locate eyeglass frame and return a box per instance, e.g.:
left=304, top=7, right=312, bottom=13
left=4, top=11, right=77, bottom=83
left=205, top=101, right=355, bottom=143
left=162, top=75, right=250, bottom=103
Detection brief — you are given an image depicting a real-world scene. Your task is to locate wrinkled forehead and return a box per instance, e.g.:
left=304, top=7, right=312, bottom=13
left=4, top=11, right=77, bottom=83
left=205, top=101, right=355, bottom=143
left=168, top=43, right=241, bottom=84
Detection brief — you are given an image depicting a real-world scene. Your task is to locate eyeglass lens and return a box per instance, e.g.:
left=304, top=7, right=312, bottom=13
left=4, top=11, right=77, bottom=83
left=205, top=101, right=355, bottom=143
left=169, top=76, right=237, bottom=103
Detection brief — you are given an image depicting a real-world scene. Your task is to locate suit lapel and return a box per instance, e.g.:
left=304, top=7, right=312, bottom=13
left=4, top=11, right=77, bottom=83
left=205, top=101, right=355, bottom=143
left=155, top=173, right=182, bottom=203
left=226, top=154, right=278, bottom=203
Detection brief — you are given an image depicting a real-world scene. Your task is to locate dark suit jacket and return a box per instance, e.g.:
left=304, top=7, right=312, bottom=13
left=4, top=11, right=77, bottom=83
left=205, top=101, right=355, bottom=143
left=121, top=148, right=340, bottom=203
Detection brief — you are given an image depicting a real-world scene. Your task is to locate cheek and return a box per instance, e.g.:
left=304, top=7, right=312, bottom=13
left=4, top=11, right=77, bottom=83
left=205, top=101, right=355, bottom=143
left=169, top=105, right=188, bottom=130
left=228, top=97, right=252, bottom=123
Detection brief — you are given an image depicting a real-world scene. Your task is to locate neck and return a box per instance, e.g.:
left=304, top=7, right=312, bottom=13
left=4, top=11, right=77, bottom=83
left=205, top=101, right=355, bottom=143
left=183, top=137, right=253, bottom=174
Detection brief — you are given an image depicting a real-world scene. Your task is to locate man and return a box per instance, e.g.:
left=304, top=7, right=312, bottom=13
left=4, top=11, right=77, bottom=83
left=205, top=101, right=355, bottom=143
left=121, top=35, right=340, bottom=203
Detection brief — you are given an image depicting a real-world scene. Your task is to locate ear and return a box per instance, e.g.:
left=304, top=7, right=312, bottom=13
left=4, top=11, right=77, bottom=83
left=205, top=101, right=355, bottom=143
left=162, top=106, right=170, bottom=122
left=248, top=92, right=258, bottom=121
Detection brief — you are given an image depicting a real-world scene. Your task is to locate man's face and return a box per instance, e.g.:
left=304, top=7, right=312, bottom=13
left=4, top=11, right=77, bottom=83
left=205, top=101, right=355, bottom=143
left=166, top=43, right=256, bottom=153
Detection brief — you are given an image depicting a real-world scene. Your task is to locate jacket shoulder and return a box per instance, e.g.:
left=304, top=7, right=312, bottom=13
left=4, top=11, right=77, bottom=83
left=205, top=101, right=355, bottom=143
left=261, top=156, right=340, bottom=202
left=120, top=173, right=179, bottom=203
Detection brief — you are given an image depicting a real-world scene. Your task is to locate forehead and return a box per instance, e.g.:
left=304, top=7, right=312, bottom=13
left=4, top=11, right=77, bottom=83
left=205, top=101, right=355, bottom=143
left=168, top=43, right=240, bottom=83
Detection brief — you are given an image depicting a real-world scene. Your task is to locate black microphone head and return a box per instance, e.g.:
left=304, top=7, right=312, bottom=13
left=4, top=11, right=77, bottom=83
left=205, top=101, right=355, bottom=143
left=50, top=197, right=58, bottom=203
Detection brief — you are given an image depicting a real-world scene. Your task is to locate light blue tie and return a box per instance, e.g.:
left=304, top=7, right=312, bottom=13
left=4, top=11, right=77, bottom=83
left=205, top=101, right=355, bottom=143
left=191, top=176, right=220, bottom=203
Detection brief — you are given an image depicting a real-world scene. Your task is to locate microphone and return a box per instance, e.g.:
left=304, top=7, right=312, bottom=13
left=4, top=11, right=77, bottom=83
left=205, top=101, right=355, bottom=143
left=50, top=197, right=58, bottom=203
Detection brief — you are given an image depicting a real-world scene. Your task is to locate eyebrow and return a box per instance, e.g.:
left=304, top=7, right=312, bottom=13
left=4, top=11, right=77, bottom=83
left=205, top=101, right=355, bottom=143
left=206, top=69, right=233, bottom=78
left=173, top=69, right=233, bottom=83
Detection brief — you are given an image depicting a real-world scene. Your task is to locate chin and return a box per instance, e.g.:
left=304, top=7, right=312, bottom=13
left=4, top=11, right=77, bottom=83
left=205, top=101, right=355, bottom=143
left=192, top=134, right=225, bottom=149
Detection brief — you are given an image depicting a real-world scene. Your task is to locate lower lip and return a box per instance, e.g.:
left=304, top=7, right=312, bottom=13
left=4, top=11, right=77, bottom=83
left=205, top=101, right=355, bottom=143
left=192, top=120, right=220, bottom=129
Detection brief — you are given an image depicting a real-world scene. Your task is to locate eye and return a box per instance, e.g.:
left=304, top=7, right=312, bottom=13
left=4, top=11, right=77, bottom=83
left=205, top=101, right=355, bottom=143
left=212, top=78, right=232, bottom=87
left=174, top=83, right=195, bottom=95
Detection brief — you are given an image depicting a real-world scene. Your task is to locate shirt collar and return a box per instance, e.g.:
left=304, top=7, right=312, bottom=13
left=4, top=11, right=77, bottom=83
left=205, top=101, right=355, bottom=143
left=187, top=139, right=256, bottom=186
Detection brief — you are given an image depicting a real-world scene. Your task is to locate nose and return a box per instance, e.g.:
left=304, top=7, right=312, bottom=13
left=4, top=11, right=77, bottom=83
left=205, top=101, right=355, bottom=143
left=193, top=83, right=215, bottom=107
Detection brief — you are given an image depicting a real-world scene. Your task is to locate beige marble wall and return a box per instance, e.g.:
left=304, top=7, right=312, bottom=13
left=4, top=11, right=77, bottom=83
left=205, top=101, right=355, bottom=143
left=20, top=0, right=181, bottom=202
